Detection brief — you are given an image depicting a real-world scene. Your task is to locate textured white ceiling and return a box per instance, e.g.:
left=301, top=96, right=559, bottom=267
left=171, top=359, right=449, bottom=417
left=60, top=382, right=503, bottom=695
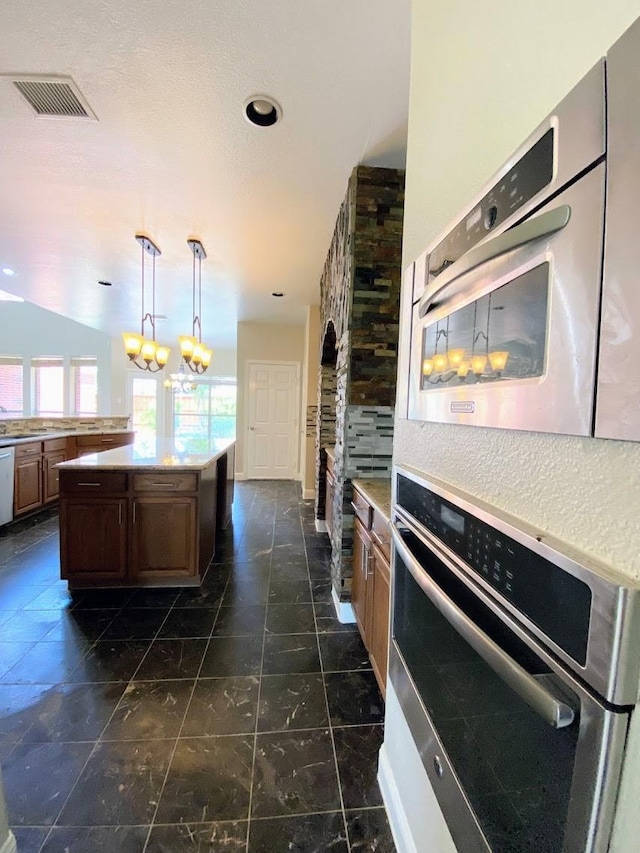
left=0, top=0, right=410, bottom=350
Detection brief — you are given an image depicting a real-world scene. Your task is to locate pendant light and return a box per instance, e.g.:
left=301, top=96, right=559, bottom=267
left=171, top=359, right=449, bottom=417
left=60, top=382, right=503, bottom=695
left=122, top=234, right=171, bottom=371
left=179, top=238, right=213, bottom=373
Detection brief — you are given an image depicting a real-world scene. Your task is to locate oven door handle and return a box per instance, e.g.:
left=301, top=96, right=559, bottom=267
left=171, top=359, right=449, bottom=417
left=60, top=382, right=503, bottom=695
left=391, top=522, right=575, bottom=729
left=418, top=203, right=571, bottom=319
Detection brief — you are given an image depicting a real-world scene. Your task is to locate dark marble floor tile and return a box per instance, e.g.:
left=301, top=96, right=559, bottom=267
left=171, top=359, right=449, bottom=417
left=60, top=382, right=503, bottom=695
left=128, top=587, right=180, bottom=608
left=212, top=605, right=266, bottom=637
left=333, top=725, right=384, bottom=809
left=325, top=670, right=384, bottom=726
left=310, top=580, right=333, bottom=604
left=0, top=642, right=36, bottom=679
left=182, top=677, right=259, bottom=736
left=158, top=608, right=217, bottom=639
left=252, top=729, right=341, bottom=818
left=3, top=740, right=93, bottom=825
left=258, top=673, right=328, bottom=732
left=199, top=636, right=263, bottom=678
left=202, top=565, right=233, bottom=587
left=247, top=812, right=348, bottom=853
left=10, top=826, right=50, bottom=853
left=0, top=610, right=61, bottom=643
left=20, top=682, right=125, bottom=742
left=57, top=739, right=172, bottom=826
left=269, top=560, right=309, bottom=582
left=271, top=544, right=305, bottom=563
left=318, top=632, right=371, bottom=673
left=42, top=608, right=117, bottom=644
left=0, top=683, right=51, bottom=744
left=0, top=609, right=19, bottom=628
left=173, top=586, right=224, bottom=609
left=2, top=641, right=88, bottom=684
left=266, top=602, right=315, bottom=635
left=345, top=807, right=396, bottom=853
left=41, top=825, right=149, bottom=852
left=0, top=584, right=49, bottom=611
left=262, top=634, right=320, bottom=675
left=134, top=639, right=208, bottom=681
left=268, top=579, right=312, bottom=604
left=146, top=821, right=248, bottom=852
left=307, top=561, right=332, bottom=579
left=101, top=608, right=169, bottom=641
left=71, top=589, right=134, bottom=609
left=102, top=679, right=194, bottom=740
left=67, top=639, right=150, bottom=683
left=313, top=602, right=359, bottom=634
left=22, top=584, right=76, bottom=612
left=155, top=735, right=253, bottom=824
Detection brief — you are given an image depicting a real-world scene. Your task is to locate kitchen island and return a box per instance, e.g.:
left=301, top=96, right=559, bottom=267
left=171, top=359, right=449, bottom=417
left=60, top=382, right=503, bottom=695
left=57, top=438, right=235, bottom=589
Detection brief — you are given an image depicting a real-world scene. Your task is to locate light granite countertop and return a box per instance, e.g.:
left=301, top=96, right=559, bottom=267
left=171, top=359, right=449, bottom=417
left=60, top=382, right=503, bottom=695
left=56, top=438, right=235, bottom=472
left=352, top=478, right=392, bottom=522
left=0, top=428, right=133, bottom=449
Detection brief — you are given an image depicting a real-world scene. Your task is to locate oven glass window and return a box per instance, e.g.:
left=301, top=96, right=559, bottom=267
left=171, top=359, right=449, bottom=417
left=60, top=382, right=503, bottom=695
left=421, top=263, right=549, bottom=388
left=394, top=531, right=579, bottom=852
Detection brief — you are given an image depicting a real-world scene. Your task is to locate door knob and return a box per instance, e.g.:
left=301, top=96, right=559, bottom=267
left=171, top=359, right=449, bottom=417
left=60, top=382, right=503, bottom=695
left=249, top=426, right=255, bottom=430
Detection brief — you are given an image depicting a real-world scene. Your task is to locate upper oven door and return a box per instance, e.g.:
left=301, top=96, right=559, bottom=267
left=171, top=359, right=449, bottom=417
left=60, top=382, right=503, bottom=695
left=407, top=162, right=605, bottom=436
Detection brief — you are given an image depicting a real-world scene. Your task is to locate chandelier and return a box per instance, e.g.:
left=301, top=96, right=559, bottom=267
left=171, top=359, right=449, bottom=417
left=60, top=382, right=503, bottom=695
left=179, top=239, right=213, bottom=374
left=163, top=361, right=196, bottom=394
left=122, top=234, right=171, bottom=371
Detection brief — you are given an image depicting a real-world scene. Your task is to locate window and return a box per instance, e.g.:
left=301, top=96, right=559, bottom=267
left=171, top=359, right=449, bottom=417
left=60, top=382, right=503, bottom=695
left=31, top=357, right=64, bottom=416
left=130, top=375, right=160, bottom=457
left=0, top=357, right=23, bottom=416
left=173, top=379, right=236, bottom=453
left=70, top=357, right=98, bottom=415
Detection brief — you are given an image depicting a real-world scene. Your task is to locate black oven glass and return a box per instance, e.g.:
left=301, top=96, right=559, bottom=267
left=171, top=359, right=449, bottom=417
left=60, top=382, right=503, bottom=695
left=421, top=263, right=549, bottom=388
left=394, top=529, right=580, bottom=853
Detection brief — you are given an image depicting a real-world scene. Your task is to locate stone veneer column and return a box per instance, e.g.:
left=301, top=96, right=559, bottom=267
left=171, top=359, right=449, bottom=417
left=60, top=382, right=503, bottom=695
left=316, top=165, right=404, bottom=602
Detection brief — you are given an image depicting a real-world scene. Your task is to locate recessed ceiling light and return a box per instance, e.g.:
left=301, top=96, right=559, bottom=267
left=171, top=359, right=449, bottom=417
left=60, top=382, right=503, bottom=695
left=245, top=95, right=282, bottom=127
left=272, top=292, right=285, bottom=297
left=97, top=280, right=112, bottom=287
left=1, top=267, right=16, bottom=277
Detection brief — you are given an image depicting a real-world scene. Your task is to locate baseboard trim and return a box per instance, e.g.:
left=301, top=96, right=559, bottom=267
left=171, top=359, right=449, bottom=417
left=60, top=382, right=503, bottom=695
left=302, top=488, right=315, bottom=500
left=378, top=743, right=418, bottom=853
left=315, top=519, right=328, bottom=533
left=235, top=472, right=247, bottom=481
left=0, top=830, right=17, bottom=853
left=331, top=585, right=356, bottom=624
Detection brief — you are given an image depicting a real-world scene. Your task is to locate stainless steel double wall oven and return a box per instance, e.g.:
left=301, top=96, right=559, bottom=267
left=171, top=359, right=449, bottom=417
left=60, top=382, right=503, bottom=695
left=401, top=18, right=640, bottom=441
left=390, top=465, right=640, bottom=853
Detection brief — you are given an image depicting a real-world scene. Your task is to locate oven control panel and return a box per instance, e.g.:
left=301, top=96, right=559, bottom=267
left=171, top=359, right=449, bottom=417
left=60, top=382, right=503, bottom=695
left=396, top=474, right=591, bottom=665
left=426, top=128, right=554, bottom=283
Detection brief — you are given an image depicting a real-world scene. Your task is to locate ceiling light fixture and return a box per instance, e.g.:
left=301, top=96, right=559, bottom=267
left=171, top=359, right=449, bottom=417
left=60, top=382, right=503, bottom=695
left=244, top=95, right=281, bottom=127
left=1, top=268, right=15, bottom=277
left=272, top=291, right=284, bottom=297
left=179, top=239, right=213, bottom=374
left=122, top=234, right=171, bottom=372
left=97, top=280, right=112, bottom=287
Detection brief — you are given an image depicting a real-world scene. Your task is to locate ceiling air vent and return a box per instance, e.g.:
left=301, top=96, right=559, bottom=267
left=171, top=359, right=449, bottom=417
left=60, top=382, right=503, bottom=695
left=8, top=75, right=97, bottom=119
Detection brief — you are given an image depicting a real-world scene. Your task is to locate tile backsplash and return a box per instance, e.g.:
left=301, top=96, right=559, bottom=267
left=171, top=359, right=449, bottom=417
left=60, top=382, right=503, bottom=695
left=0, top=416, right=131, bottom=436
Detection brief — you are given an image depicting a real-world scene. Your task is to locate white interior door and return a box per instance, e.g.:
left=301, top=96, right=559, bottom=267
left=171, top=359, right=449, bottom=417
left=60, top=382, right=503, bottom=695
left=247, top=361, right=299, bottom=479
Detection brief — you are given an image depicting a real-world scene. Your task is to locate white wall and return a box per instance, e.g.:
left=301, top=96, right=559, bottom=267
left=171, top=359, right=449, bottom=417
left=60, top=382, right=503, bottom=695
left=236, top=321, right=305, bottom=477
left=391, top=3, right=640, bottom=851
left=0, top=301, right=112, bottom=414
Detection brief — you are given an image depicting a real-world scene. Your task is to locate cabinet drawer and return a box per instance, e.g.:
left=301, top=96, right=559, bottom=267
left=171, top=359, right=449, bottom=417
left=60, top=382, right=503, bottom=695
left=15, top=441, right=43, bottom=458
left=59, top=471, right=127, bottom=493
left=76, top=433, right=123, bottom=448
left=351, top=487, right=372, bottom=529
left=371, top=509, right=391, bottom=562
left=43, top=437, right=67, bottom=453
left=133, top=473, right=198, bottom=493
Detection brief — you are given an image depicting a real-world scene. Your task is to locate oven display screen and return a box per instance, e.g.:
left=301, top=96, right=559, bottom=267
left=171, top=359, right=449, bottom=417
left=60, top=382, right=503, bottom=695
left=441, top=505, right=465, bottom=535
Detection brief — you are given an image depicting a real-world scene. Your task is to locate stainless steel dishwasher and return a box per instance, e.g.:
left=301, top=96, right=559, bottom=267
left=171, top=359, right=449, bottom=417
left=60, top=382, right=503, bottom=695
left=0, top=446, right=15, bottom=526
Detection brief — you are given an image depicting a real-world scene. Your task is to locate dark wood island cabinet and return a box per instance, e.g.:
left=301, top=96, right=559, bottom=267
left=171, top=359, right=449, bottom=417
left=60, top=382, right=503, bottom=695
left=57, top=439, right=235, bottom=589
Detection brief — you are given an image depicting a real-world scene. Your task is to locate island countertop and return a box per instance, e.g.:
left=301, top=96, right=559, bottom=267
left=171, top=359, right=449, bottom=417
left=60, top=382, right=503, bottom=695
left=56, top=437, right=235, bottom=472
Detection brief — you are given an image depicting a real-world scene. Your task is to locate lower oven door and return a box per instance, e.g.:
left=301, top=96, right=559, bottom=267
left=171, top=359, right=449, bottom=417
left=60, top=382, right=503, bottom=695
left=390, top=522, right=630, bottom=853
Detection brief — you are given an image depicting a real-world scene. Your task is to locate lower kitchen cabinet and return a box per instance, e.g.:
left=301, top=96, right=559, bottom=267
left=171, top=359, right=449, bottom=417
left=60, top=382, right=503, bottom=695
left=14, top=451, right=43, bottom=515
left=350, top=481, right=391, bottom=698
left=60, top=498, right=127, bottom=581
left=130, top=496, right=197, bottom=579
left=43, top=449, right=66, bottom=502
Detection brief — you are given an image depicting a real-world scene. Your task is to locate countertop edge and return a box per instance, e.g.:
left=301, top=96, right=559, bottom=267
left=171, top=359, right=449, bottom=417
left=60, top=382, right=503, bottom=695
left=351, top=477, right=392, bottom=522
left=56, top=439, right=236, bottom=472
left=0, top=429, right=133, bottom=448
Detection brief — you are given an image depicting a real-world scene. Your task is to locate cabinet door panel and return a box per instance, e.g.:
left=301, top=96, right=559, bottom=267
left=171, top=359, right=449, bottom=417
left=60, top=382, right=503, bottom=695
left=14, top=458, right=42, bottom=515
left=352, top=517, right=372, bottom=647
left=60, top=499, right=127, bottom=580
left=131, top=498, right=197, bottom=578
left=370, top=544, right=391, bottom=698
left=43, top=452, right=66, bottom=502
